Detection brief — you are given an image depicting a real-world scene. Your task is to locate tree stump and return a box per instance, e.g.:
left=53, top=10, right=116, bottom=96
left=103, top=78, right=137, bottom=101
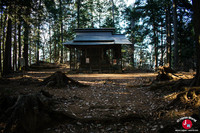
left=156, top=66, right=176, bottom=81
left=40, top=71, right=87, bottom=87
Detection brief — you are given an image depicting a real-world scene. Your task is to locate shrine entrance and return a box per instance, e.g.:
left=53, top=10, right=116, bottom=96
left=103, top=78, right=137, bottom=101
left=63, top=28, right=131, bottom=73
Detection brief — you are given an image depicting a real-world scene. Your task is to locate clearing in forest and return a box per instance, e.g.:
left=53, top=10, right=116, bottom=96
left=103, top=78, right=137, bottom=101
left=0, top=65, right=198, bottom=132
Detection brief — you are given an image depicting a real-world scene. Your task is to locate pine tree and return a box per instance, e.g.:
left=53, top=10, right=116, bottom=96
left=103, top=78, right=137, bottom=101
left=192, top=0, right=200, bottom=85
left=173, top=0, right=178, bottom=69
left=3, top=17, right=12, bottom=75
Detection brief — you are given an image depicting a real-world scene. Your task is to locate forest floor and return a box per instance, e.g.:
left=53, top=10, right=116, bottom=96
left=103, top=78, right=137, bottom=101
left=0, top=63, right=199, bottom=133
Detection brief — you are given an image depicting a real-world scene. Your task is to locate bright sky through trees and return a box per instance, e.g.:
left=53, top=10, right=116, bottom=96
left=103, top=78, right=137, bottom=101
left=120, top=0, right=135, bottom=33
left=125, top=0, right=135, bottom=6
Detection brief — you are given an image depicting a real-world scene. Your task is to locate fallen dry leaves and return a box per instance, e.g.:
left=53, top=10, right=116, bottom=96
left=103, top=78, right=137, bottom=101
left=0, top=67, right=197, bottom=132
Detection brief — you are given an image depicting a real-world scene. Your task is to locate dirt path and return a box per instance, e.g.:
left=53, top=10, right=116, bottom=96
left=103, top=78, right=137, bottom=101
left=2, top=66, right=188, bottom=132
left=23, top=69, right=158, bottom=119
left=39, top=71, right=162, bottom=132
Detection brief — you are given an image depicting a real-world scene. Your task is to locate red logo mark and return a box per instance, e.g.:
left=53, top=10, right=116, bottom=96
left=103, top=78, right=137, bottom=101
left=182, top=119, right=192, bottom=129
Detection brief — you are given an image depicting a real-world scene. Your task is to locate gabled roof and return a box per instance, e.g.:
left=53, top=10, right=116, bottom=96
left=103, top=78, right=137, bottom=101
left=74, top=35, right=115, bottom=42
left=74, top=28, right=115, bottom=33
left=112, top=34, right=132, bottom=44
left=63, top=28, right=132, bottom=46
left=65, top=41, right=115, bottom=45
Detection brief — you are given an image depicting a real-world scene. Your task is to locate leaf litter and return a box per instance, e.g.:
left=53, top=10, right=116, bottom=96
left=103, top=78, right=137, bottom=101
left=0, top=67, right=197, bottom=132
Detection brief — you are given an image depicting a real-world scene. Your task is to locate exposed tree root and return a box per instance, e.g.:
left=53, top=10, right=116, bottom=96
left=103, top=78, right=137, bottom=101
left=0, top=90, right=147, bottom=133
left=0, top=91, right=76, bottom=133
left=149, top=76, right=200, bottom=120
left=157, top=86, right=200, bottom=111
left=156, top=66, right=178, bottom=81
left=40, top=71, right=88, bottom=87
left=149, top=79, right=192, bottom=93
left=151, top=82, right=200, bottom=126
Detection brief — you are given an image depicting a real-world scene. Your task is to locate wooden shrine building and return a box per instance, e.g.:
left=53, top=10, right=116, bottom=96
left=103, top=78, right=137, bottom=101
left=63, top=28, right=132, bottom=72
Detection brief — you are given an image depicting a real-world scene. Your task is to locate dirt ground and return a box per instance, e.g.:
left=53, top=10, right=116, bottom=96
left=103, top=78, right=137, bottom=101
left=0, top=65, right=198, bottom=133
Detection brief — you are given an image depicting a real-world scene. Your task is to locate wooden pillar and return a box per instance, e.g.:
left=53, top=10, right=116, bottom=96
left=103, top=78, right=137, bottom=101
left=120, top=45, right=122, bottom=71
left=76, top=48, right=79, bottom=70
left=100, top=47, right=103, bottom=72
left=70, top=47, right=71, bottom=71
left=112, top=48, right=114, bottom=66
left=108, top=47, right=111, bottom=72
left=77, top=48, right=80, bottom=71
left=74, top=48, right=76, bottom=70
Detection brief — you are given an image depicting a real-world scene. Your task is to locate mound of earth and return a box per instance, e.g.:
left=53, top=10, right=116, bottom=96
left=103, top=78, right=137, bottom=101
left=40, top=71, right=87, bottom=88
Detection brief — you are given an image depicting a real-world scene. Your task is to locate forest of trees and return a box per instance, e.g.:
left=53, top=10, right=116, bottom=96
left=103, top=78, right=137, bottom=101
left=125, top=0, right=199, bottom=84
left=0, top=0, right=126, bottom=75
left=0, top=0, right=200, bottom=132
left=0, top=0, right=199, bottom=84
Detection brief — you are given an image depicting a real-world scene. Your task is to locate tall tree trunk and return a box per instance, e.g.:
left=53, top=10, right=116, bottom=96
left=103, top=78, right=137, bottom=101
left=110, top=0, right=115, bottom=27
left=166, top=4, right=172, bottom=68
left=3, top=18, right=12, bottom=76
left=49, top=24, right=52, bottom=63
left=57, top=42, right=59, bottom=62
left=50, top=43, right=52, bottom=63
left=23, top=6, right=31, bottom=69
left=59, top=0, right=63, bottom=63
left=2, top=12, right=7, bottom=70
left=23, top=21, right=29, bottom=69
left=149, top=0, right=158, bottom=70
left=160, top=22, right=164, bottom=66
left=13, top=16, right=17, bottom=71
left=98, top=13, right=101, bottom=28
left=0, top=5, right=3, bottom=73
left=77, top=0, right=80, bottom=28
left=42, top=43, right=45, bottom=61
left=36, top=0, right=42, bottom=64
left=179, top=10, right=183, bottom=70
left=54, top=41, right=57, bottom=62
left=192, top=0, right=200, bottom=85
left=131, top=17, right=135, bottom=67
left=36, top=26, right=40, bottom=64
left=153, top=24, right=158, bottom=70
left=29, top=39, right=32, bottom=66
left=173, top=0, right=179, bottom=70
left=35, top=32, right=37, bottom=63
left=53, top=27, right=58, bottom=62
left=97, top=0, right=101, bottom=27
left=18, top=21, right=21, bottom=69
left=60, top=22, right=64, bottom=63
left=89, top=0, right=94, bottom=28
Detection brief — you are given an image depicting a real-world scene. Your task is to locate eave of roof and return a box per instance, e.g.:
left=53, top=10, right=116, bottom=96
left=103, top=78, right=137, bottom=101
left=112, top=34, right=132, bottom=44
left=74, top=35, right=115, bottom=42
left=63, top=41, right=114, bottom=46
left=63, top=28, right=132, bottom=46
left=74, top=28, right=115, bottom=33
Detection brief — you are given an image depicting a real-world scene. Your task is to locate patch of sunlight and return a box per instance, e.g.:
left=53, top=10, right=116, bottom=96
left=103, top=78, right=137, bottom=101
left=68, top=73, right=156, bottom=79
left=164, top=92, right=179, bottom=101
left=10, top=75, right=32, bottom=80
left=38, top=79, right=43, bottom=82
left=79, top=81, right=94, bottom=84
left=121, top=83, right=128, bottom=86
left=27, top=71, right=55, bottom=74
left=165, top=109, right=194, bottom=119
